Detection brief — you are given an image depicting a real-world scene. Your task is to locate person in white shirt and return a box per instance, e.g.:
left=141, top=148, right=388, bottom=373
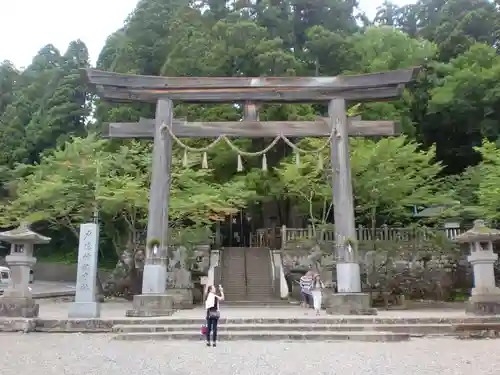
left=204, top=284, right=224, bottom=347
left=310, top=273, right=325, bottom=315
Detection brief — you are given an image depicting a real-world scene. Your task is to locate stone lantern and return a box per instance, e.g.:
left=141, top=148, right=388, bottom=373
left=455, top=219, right=500, bottom=315
left=0, top=223, right=51, bottom=317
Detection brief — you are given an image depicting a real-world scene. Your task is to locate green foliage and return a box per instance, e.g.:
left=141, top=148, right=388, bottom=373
left=2, top=135, right=107, bottom=233
left=273, top=136, right=450, bottom=228
left=0, top=135, right=256, bottom=258
left=169, top=225, right=213, bottom=247
left=276, top=147, right=332, bottom=228
left=350, top=137, right=450, bottom=225
left=3, top=0, right=500, bottom=263
left=0, top=43, right=90, bottom=168
left=469, top=141, right=500, bottom=221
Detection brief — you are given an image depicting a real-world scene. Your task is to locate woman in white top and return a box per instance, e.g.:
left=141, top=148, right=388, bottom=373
left=204, top=284, right=224, bottom=347
left=310, top=274, right=325, bottom=315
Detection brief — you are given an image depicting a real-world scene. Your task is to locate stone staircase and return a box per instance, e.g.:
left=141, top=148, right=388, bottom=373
left=220, top=247, right=279, bottom=303
left=110, top=315, right=500, bottom=341
left=245, top=247, right=274, bottom=301
left=219, top=247, right=246, bottom=301
left=111, top=317, right=412, bottom=341
left=11, top=313, right=500, bottom=340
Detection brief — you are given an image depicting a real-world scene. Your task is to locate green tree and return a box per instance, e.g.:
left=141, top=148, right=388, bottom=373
left=0, top=134, right=256, bottom=260
left=469, top=140, right=500, bottom=220
left=350, top=137, right=450, bottom=229
left=3, top=0, right=500, bottom=265
left=0, top=42, right=91, bottom=166
left=25, top=40, right=90, bottom=162
left=272, top=136, right=449, bottom=231
left=425, top=43, right=500, bottom=173
left=416, top=0, right=499, bottom=61
left=347, top=27, right=437, bottom=136
left=0, top=61, right=20, bottom=114
left=276, top=152, right=332, bottom=233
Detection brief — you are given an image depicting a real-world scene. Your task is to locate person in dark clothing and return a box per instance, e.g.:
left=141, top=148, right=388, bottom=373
left=204, top=284, right=225, bottom=347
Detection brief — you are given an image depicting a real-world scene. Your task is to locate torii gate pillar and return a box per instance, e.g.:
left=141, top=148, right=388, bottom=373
left=126, top=98, right=175, bottom=317
left=326, top=98, right=375, bottom=315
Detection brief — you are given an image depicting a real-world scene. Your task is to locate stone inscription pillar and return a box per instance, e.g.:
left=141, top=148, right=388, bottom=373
left=68, top=223, right=100, bottom=318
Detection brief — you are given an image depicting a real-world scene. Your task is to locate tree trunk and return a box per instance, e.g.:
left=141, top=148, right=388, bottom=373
left=95, top=271, right=105, bottom=302
left=102, top=234, right=143, bottom=300
left=370, top=206, right=377, bottom=251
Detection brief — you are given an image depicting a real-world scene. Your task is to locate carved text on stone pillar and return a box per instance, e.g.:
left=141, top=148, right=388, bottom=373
left=74, top=224, right=99, bottom=301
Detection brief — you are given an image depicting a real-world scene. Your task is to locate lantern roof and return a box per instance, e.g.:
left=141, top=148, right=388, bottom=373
left=0, top=222, right=51, bottom=244
left=455, top=220, right=500, bottom=243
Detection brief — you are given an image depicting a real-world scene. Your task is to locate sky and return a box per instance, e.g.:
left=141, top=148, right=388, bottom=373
left=0, top=0, right=415, bottom=69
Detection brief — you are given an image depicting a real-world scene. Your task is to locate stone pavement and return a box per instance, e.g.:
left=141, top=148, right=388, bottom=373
left=30, top=281, right=75, bottom=298
left=0, top=333, right=497, bottom=375
left=34, top=299, right=481, bottom=319
left=36, top=299, right=126, bottom=318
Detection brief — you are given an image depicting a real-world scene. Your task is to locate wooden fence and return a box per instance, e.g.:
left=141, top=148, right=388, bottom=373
left=252, top=225, right=466, bottom=249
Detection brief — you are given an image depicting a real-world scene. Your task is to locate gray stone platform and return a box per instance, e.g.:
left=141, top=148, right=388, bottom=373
left=466, top=300, right=500, bottom=315
left=111, top=322, right=454, bottom=335
left=113, top=330, right=411, bottom=342
left=0, top=297, right=39, bottom=317
left=2, top=301, right=500, bottom=341
left=30, top=281, right=76, bottom=299
left=325, top=293, right=376, bottom=315
left=126, top=293, right=174, bottom=317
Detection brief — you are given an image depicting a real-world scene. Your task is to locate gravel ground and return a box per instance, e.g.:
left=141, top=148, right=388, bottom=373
left=0, top=334, right=497, bottom=375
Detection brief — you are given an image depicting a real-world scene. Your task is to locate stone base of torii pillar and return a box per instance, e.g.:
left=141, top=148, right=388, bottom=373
left=126, top=258, right=175, bottom=317
left=325, top=263, right=376, bottom=315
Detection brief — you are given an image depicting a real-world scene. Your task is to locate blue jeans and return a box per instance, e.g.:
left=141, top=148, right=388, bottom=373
left=206, top=316, right=219, bottom=342
left=301, top=291, right=312, bottom=306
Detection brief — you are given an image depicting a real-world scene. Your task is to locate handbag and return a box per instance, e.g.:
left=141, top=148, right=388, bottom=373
left=201, top=324, right=207, bottom=335
left=208, top=309, right=220, bottom=319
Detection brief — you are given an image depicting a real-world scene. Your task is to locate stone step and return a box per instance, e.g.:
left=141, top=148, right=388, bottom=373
left=112, top=323, right=453, bottom=335
left=453, top=323, right=500, bottom=332
left=245, top=281, right=273, bottom=284
left=112, top=330, right=410, bottom=342
left=244, top=296, right=278, bottom=301
left=453, top=323, right=500, bottom=339
left=109, top=316, right=500, bottom=325
left=246, top=280, right=272, bottom=282
left=215, top=300, right=292, bottom=307
left=27, top=317, right=500, bottom=334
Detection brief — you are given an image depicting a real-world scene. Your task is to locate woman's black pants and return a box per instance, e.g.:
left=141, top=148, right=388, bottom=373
left=206, top=317, right=219, bottom=342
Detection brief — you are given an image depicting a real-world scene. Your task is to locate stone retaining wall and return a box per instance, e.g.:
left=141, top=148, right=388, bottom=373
left=0, top=257, right=111, bottom=282
left=281, top=243, right=478, bottom=301
left=32, top=262, right=112, bottom=282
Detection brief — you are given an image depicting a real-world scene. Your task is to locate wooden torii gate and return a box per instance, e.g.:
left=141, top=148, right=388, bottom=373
left=84, top=68, right=419, bottom=315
